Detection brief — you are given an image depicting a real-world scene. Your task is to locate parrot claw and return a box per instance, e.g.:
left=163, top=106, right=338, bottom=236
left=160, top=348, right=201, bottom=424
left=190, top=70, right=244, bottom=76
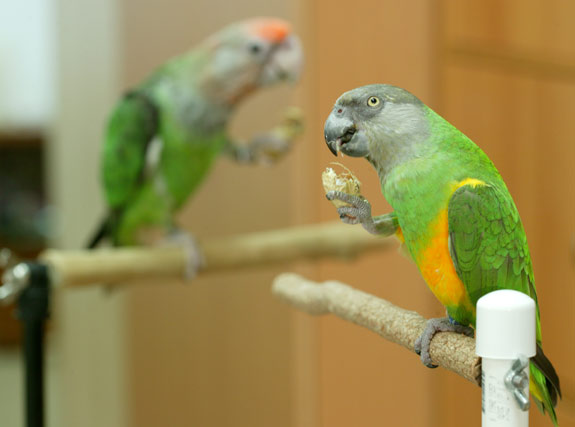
left=413, top=345, right=440, bottom=368
left=329, top=192, right=371, bottom=221
left=414, top=317, right=474, bottom=368
left=328, top=191, right=381, bottom=233
left=166, top=229, right=205, bottom=281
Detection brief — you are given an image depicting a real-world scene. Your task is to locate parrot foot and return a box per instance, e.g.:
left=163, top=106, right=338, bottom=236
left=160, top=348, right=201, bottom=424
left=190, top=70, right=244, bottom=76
left=246, top=108, right=304, bottom=165
left=326, top=191, right=379, bottom=234
left=414, top=317, right=474, bottom=368
left=166, top=230, right=205, bottom=281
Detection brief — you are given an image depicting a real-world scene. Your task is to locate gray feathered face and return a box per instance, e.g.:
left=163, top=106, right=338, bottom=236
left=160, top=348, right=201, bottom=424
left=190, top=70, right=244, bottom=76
left=204, top=18, right=303, bottom=103
left=324, top=85, right=429, bottom=164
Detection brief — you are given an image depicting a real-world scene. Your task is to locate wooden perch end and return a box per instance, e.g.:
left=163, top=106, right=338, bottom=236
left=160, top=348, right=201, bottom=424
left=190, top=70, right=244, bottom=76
left=272, top=273, right=481, bottom=386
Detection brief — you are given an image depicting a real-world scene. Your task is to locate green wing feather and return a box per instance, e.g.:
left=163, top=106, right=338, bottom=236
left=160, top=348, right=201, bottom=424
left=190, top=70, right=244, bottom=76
left=448, top=183, right=560, bottom=424
left=102, top=90, right=159, bottom=210
left=447, top=183, right=535, bottom=310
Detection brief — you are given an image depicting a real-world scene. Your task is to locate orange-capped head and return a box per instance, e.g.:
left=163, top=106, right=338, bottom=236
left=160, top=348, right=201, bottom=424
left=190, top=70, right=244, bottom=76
left=197, top=17, right=302, bottom=104
left=247, top=17, right=291, bottom=44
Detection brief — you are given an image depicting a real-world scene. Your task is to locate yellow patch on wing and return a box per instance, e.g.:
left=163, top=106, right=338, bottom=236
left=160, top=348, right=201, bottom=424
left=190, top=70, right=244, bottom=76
left=530, top=377, right=544, bottom=403
left=455, top=177, right=486, bottom=190
left=395, top=226, right=405, bottom=243
left=415, top=178, right=487, bottom=312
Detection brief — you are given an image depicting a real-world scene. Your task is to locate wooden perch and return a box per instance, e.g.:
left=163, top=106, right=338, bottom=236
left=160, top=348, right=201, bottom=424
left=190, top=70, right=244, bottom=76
left=40, top=222, right=392, bottom=288
left=272, top=273, right=482, bottom=385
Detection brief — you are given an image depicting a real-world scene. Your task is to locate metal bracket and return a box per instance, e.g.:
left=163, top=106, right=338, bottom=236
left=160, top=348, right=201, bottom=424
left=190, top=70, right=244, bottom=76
left=0, top=262, right=32, bottom=305
left=504, top=355, right=530, bottom=411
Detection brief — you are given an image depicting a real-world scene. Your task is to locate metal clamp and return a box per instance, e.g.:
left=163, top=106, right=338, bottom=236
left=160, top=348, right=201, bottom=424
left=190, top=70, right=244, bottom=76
left=504, top=356, right=530, bottom=411
left=0, top=262, right=32, bottom=305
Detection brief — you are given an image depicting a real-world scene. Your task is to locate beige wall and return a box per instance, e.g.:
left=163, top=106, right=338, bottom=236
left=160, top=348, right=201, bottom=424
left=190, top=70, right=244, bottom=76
left=50, top=0, right=127, bottom=426
left=439, top=1, right=575, bottom=424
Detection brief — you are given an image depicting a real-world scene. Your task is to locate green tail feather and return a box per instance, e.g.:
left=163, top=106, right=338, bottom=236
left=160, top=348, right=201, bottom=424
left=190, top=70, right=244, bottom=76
left=530, top=344, right=561, bottom=426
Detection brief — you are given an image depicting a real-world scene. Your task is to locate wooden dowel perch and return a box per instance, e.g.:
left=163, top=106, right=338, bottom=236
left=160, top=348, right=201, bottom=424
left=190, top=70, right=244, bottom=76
left=272, top=273, right=482, bottom=386
left=39, top=222, right=392, bottom=288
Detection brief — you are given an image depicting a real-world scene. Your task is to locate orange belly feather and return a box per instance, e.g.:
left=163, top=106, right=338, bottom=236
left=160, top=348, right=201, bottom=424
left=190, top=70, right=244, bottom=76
left=416, top=209, right=474, bottom=313
left=412, top=178, right=486, bottom=316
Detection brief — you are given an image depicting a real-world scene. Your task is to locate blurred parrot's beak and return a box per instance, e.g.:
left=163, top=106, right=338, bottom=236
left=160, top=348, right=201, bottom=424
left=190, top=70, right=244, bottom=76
left=261, top=34, right=303, bottom=85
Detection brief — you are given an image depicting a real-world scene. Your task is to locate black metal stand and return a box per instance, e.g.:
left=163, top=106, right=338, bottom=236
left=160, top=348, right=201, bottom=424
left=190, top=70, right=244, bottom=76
left=16, top=263, right=50, bottom=427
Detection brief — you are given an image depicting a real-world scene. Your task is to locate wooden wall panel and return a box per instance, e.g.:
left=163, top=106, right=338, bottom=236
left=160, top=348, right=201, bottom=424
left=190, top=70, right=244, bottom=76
left=311, top=1, right=444, bottom=425
left=443, top=0, right=575, bottom=59
left=309, top=0, right=575, bottom=425
left=440, top=1, right=575, bottom=425
left=440, top=63, right=575, bottom=426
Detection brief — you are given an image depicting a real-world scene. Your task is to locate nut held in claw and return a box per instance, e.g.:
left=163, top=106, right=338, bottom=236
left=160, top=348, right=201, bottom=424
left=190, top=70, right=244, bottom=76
left=322, top=163, right=362, bottom=208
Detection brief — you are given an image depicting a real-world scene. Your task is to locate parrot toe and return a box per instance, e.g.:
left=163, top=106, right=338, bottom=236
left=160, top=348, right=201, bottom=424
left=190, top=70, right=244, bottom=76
left=328, top=191, right=386, bottom=235
left=338, top=207, right=361, bottom=224
left=415, top=317, right=474, bottom=368
left=328, top=192, right=372, bottom=224
left=327, top=191, right=361, bottom=205
left=165, top=229, right=205, bottom=280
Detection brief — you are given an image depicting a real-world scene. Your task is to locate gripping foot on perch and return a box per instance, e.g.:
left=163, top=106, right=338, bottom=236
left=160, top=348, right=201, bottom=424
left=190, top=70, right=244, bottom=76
left=166, top=229, right=205, bottom=280
left=414, top=317, right=474, bottom=368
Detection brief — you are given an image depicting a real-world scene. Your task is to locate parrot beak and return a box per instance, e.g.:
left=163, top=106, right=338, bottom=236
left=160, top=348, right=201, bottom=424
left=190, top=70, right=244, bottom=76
left=324, top=106, right=370, bottom=158
left=326, top=139, right=338, bottom=156
left=324, top=108, right=357, bottom=156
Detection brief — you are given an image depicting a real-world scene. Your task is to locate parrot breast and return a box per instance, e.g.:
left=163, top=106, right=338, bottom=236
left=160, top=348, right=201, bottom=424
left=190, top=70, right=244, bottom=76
left=415, top=208, right=475, bottom=321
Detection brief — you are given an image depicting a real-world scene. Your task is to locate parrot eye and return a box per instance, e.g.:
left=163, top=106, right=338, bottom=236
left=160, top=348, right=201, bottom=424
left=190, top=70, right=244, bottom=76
left=367, top=96, right=380, bottom=107
left=248, top=42, right=264, bottom=55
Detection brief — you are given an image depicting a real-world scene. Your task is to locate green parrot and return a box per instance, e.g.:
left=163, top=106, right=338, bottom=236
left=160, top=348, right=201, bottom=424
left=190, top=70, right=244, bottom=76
left=324, top=84, right=561, bottom=424
left=88, top=17, right=303, bottom=274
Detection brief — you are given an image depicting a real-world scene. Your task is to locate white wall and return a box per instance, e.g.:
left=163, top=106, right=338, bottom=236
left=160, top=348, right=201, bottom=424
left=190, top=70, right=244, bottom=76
left=0, top=0, right=55, bottom=129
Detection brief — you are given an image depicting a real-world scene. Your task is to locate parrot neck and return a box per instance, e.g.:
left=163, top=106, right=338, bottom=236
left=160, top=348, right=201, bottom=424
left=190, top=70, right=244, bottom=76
left=189, top=46, right=260, bottom=108
left=367, top=105, right=472, bottom=185
left=365, top=126, right=433, bottom=185
left=170, top=49, right=254, bottom=112
left=200, top=68, right=257, bottom=107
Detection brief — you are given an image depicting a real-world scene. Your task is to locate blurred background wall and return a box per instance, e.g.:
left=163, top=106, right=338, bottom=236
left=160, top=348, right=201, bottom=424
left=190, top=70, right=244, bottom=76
left=0, top=0, right=573, bottom=426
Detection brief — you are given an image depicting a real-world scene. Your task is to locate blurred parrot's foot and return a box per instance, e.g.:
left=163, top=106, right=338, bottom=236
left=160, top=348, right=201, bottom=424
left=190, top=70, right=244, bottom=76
left=326, top=191, right=379, bottom=234
left=229, top=107, right=304, bottom=165
left=414, top=317, right=474, bottom=368
left=166, top=230, right=205, bottom=280
left=250, top=106, right=304, bottom=165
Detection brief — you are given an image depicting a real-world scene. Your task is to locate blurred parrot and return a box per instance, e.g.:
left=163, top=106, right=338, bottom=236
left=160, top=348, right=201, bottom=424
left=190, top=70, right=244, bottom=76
left=87, top=17, right=303, bottom=276
left=324, top=84, right=561, bottom=424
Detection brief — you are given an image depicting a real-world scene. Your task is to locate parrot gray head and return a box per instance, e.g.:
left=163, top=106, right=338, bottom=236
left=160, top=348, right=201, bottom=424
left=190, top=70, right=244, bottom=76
left=324, top=84, right=432, bottom=176
left=201, top=17, right=303, bottom=104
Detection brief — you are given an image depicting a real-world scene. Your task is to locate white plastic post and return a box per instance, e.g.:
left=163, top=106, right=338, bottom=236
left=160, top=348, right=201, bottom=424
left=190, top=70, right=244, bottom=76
left=476, top=290, right=536, bottom=427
